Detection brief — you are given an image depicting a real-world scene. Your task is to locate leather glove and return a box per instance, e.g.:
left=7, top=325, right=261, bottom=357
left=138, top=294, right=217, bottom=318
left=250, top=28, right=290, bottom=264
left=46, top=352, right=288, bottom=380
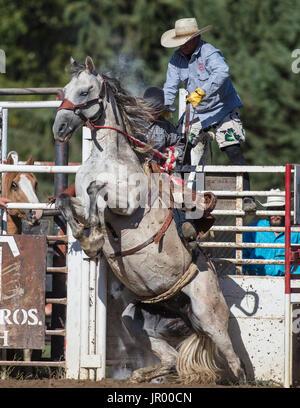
left=163, top=146, right=179, bottom=172
left=190, top=130, right=214, bottom=147
left=186, top=88, right=206, bottom=108
left=188, top=121, right=203, bottom=146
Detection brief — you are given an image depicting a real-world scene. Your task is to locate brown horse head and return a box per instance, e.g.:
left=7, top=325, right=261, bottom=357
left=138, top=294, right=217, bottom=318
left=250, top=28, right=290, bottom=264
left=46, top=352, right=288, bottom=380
left=2, top=153, right=42, bottom=234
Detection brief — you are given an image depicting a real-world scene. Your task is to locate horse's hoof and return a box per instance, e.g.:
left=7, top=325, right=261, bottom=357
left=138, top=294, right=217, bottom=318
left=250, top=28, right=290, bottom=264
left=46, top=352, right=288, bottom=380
left=87, top=181, right=103, bottom=196
left=236, top=368, right=247, bottom=384
left=55, top=193, right=70, bottom=210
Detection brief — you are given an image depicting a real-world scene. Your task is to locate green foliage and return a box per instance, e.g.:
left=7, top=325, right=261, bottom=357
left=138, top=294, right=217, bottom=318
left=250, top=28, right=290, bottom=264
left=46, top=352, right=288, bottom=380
left=0, top=0, right=300, bottom=196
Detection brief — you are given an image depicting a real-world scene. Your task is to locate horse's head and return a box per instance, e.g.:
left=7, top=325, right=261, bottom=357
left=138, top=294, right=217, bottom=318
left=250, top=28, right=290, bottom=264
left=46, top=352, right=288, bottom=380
left=53, top=56, right=103, bottom=142
left=3, top=153, right=42, bottom=227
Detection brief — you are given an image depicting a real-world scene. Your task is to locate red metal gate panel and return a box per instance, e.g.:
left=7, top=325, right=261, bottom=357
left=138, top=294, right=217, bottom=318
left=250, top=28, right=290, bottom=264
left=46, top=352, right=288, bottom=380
left=0, top=235, right=47, bottom=349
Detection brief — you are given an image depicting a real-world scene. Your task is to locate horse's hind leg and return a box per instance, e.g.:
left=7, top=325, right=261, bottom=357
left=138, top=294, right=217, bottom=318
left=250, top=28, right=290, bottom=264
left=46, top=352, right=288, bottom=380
left=182, top=251, right=246, bottom=383
left=122, top=301, right=192, bottom=383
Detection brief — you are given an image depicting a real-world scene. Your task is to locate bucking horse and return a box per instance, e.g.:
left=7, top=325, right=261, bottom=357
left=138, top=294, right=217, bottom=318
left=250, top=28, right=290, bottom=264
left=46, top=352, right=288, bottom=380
left=52, top=56, right=246, bottom=384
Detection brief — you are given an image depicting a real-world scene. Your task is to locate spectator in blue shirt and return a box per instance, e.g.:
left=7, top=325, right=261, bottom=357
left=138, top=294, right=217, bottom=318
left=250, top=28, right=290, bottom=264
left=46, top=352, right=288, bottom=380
left=243, top=189, right=300, bottom=276
left=160, top=18, right=256, bottom=213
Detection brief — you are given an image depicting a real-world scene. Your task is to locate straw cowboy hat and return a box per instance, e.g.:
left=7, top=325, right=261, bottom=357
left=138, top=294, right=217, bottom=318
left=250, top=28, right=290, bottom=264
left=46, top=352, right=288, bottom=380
left=161, top=18, right=213, bottom=48
left=259, top=189, right=285, bottom=207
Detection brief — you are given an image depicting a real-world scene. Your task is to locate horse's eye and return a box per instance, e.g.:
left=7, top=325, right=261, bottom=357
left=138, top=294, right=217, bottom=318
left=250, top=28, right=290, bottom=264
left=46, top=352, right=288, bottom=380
left=80, top=91, right=89, bottom=97
left=11, top=181, right=18, bottom=190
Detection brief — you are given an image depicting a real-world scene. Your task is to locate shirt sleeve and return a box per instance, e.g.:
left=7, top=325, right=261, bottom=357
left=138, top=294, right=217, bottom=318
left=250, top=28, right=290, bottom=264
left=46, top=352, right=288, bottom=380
left=163, top=58, right=182, bottom=106
left=201, top=50, right=230, bottom=97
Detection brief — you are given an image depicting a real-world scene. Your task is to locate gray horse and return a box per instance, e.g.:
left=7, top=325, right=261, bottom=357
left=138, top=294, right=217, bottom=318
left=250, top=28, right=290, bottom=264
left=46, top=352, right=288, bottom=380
left=52, top=56, right=246, bottom=384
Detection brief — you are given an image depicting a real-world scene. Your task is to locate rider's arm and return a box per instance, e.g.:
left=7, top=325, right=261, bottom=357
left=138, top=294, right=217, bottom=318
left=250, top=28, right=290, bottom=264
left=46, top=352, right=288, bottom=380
left=163, top=56, right=182, bottom=107
left=200, top=47, right=230, bottom=97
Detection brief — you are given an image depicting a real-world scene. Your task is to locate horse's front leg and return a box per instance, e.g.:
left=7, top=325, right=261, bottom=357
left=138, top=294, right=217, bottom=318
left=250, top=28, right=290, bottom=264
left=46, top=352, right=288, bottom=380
left=56, top=190, right=104, bottom=258
left=56, top=193, right=86, bottom=239
left=85, top=181, right=105, bottom=256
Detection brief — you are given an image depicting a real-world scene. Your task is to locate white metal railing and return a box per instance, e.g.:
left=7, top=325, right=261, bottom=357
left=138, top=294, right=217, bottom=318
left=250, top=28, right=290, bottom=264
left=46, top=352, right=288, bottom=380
left=0, top=164, right=79, bottom=173
left=195, top=165, right=286, bottom=173
left=0, top=101, right=61, bottom=109
left=194, top=169, right=293, bottom=275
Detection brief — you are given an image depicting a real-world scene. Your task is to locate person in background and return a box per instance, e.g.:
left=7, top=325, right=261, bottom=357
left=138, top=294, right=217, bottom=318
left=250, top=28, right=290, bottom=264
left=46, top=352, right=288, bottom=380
left=160, top=17, right=256, bottom=212
left=243, top=189, right=300, bottom=276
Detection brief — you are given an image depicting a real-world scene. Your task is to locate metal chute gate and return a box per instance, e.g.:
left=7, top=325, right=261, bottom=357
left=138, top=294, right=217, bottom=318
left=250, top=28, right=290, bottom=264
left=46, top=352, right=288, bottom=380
left=0, top=90, right=299, bottom=386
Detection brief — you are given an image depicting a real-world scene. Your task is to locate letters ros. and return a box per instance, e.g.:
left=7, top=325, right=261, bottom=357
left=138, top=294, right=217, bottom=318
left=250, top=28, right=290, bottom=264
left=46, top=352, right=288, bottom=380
left=0, top=308, right=40, bottom=325
left=291, top=49, right=300, bottom=74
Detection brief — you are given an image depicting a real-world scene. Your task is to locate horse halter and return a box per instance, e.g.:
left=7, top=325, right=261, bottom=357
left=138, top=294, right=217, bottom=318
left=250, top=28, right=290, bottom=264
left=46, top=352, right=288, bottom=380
left=57, top=72, right=106, bottom=125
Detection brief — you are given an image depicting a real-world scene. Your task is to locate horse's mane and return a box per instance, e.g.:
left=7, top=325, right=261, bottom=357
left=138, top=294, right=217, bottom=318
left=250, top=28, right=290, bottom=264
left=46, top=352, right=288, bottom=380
left=102, top=73, right=158, bottom=147
left=70, top=63, right=160, bottom=155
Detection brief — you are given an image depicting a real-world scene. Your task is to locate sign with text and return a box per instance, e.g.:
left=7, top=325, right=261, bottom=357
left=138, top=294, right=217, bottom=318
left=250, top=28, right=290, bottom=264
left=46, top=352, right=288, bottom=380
left=0, top=235, right=47, bottom=349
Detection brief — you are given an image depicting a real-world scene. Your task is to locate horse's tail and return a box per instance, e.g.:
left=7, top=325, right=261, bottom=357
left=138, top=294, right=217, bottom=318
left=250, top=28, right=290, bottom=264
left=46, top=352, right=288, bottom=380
left=176, top=333, right=221, bottom=384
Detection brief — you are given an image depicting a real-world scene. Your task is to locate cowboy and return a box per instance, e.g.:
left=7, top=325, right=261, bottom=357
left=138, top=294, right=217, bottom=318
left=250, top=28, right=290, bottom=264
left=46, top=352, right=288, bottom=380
left=141, top=86, right=185, bottom=171
left=160, top=17, right=256, bottom=212
left=142, top=86, right=212, bottom=247
left=243, top=189, right=300, bottom=276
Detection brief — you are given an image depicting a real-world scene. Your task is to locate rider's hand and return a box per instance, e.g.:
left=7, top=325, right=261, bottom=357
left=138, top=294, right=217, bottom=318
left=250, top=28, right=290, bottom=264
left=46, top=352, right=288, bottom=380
left=163, top=146, right=179, bottom=172
left=190, top=130, right=214, bottom=147
left=186, top=88, right=206, bottom=108
left=188, top=121, right=203, bottom=146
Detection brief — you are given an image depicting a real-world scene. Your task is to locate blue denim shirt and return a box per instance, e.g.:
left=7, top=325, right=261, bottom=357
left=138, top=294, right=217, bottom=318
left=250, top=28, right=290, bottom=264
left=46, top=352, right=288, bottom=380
left=242, top=219, right=300, bottom=276
left=163, top=40, right=243, bottom=129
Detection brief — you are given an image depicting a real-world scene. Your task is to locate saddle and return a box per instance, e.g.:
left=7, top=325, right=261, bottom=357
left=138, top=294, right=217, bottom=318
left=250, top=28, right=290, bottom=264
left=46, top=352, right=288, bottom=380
left=144, top=160, right=216, bottom=240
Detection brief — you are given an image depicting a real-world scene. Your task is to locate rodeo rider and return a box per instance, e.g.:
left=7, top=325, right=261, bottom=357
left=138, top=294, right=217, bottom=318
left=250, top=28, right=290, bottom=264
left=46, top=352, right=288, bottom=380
left=160, top=17, right=256, bottom=233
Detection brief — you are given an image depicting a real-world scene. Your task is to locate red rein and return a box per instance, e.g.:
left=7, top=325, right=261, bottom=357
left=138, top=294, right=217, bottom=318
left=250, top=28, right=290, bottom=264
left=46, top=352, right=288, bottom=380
left=87, top=122, right=167, bottom=162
